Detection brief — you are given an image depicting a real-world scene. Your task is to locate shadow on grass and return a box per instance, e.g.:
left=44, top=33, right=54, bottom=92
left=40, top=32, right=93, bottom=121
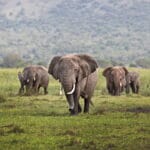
left=0, top=95, right=7, bottom=103
left=16, top=109, right=70, bottom=117
left=126, top=106, right=150, bottom=113
left=31, top=111, right=69, bottom=117
left=91, top=105, right=150, bottom=115
left=59, top=137, right=99, bottom=150
left=0, top=124, right=24, bottom=136
left=92, top=107, right=106, bottom=115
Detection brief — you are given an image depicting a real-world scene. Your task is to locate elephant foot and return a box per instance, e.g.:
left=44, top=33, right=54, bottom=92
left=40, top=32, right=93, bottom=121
left=44, top=91, right=48, bottom=95
left=78, top=104, right=82, bottom=113
left=69, top=109, right=78, bottom=116
left=84, top=109, right=89, bottom=113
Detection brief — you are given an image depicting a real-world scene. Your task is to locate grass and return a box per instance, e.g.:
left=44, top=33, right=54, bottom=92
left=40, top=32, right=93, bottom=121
left=0, top=68, right=149, bottom=150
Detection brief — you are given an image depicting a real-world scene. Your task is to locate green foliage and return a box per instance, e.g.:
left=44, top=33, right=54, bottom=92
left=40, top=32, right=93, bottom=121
left=0, top=68, right=150, bottom=150
left=0, top=0, right=149, bottom=66
left=96, top=59, right=112, bottom=68
left=129, top=63, right=137, bottom=68
left=136, top=59, right=150, bottom=68
left=1, top=53, right=25, bottom=68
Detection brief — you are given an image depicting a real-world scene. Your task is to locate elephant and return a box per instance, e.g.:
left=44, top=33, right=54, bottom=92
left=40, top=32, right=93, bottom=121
left=126, top=71, right=140, bottom=94
left=18, top=65, right=49, bottom=95
left=103, top=66, right=128, bottom=96
left=48, top=54, right=98, bottom=115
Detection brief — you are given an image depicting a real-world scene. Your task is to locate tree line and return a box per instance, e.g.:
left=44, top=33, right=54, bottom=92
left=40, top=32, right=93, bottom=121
left=0, top=52, right=150, bottom=68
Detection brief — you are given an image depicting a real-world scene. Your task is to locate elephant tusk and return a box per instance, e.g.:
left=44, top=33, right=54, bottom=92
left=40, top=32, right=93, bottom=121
left=67, top=84, right=76, bottom=95
left=27, top=79, right=30, bottom=83
left=33, top=77, right=36, bottom=81
left=120, top=82, right=122, bottom=87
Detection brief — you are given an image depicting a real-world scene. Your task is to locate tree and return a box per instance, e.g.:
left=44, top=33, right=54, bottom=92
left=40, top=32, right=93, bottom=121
left=2, top=53, right=24, bottom=68
left=136, top=59, right=150, bottom=68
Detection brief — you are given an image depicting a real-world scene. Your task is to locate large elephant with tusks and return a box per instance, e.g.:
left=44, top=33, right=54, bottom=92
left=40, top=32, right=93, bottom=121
left=48, top=54, right=98, bottom=115
left=103, top=66, right=128, bottom=96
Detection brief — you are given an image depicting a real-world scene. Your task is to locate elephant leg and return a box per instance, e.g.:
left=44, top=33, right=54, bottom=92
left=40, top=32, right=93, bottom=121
left=65, top=94, right=75, bottom=115
left=107, top=86, right=111, bottom=94
left=25, top=86, right=28, bottom=94
left=115, top=88, right=120, bottom=96
left=130, top=82, right=134, bottom=93
left=44, top=86, right=48, bottom=94
left=110, top=88, right=114, bottom=95
left=84, top=98, right=90, bottom=113
left=19, top=85, right=24, bottom=94
left=34, top=81, right=40, bottom=94
left=107, top=83, right=113, bottom=95
left=133, top=83, right=136, bottom=93
left=26, top=84, right=33, bottom=95
left=111, top=83, right=116, bottom=96
left=126, top=84, right=130, bottom=94
left=38, top=86, right=40, bottom=93
left=73, top=96, right=80, bottom=115
left=78, top=103, right=82, bottom=113
left=107, top=84, right=110, bottom=93
left=136, top=85, right=139, bottom=94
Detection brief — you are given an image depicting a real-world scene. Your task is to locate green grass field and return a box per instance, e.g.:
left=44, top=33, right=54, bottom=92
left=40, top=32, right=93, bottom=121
left=0, top=68, right=150, bottom=150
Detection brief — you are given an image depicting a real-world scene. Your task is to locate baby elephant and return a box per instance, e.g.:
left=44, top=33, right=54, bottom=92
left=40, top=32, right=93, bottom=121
left=126, top=71, right=140, bottom=94
left=18, top=65, right=49, bottom=95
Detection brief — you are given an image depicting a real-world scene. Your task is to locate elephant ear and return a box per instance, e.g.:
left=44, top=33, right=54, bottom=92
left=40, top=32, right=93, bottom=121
left=18, top=72, right=23, bottom=81
left=122, top=67, right=128, bottom=75
left=102, top=67, right=112, bottom=77
left=77, top=54, right=98, bottom=78
left=48, top=56, right=61, bottom=80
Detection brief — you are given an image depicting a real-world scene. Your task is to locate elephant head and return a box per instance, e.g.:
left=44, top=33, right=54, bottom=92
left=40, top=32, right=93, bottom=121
left=22, top=67, right=38, bottom=94
left=48, top=54, right=98, bottom=114
left=103, top=66, right=128, bottom=95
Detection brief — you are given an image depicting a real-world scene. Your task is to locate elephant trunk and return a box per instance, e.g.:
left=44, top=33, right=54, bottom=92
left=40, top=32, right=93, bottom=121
left=113, top=76, right=121, bottom=95
left=66, top=94, right=74, bottom=110
left=61, top=75, right=76, bottom=95
left=60, top=76, right=76, bottom=113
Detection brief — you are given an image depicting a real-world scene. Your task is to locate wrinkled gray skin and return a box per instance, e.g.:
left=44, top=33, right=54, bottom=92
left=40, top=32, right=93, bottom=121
left=126, top=71, right=140, bottom=94
left=48, top=54, right=98, bottom=115
left=103, top=66, right=128, bottom=96
left=18, top=65, right=49, bottom=95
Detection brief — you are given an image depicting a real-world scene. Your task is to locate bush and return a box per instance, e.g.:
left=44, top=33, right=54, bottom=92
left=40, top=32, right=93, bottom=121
left=2, top=53, right=25, bottom=68
left=136, top=59, right=150, bottom=68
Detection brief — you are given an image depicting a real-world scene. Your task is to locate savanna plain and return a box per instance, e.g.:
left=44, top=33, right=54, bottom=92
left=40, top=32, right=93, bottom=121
left=0, top=68, right=150, bottom=150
